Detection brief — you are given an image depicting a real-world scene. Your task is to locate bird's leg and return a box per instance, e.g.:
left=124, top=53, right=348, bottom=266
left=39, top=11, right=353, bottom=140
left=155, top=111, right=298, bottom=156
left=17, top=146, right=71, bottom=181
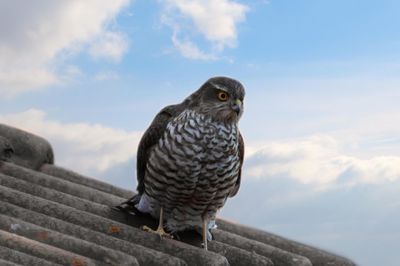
left=142, top=207, right=173, bottom=239
left=202, top=218, right=208, bottom=250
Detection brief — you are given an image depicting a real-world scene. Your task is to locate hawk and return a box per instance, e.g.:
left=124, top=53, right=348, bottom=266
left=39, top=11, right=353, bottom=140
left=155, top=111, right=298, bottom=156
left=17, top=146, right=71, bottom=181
left=117, top=76, right=245, bottom=250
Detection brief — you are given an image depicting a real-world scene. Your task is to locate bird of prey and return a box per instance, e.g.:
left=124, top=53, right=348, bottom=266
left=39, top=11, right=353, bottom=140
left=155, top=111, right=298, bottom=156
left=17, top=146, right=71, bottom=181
left=116, top=76, right=245, bottom=250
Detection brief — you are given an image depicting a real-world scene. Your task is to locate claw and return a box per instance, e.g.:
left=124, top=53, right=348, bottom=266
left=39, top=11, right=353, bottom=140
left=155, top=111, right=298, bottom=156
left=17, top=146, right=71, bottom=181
left=141, top=225, right=173, bottom=239
left=141, top=207, right=173, bottom=239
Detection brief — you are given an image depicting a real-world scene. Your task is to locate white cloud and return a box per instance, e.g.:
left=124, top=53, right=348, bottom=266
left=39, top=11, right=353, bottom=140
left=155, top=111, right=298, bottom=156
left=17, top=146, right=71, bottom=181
left=161, top=0, right=248, bottom=59
left=245, top=135, right=400, bottom=187
left=0, top=69, right=59, bottom=98
left=0, top=0, right=130, bottom=97
left=0, top=109, right=141, bottom=176
left=62, top=65, right=84, bottom=80
left=171, top=33, right=217, bottom=60
left=89, top=31, right=129, bottom=62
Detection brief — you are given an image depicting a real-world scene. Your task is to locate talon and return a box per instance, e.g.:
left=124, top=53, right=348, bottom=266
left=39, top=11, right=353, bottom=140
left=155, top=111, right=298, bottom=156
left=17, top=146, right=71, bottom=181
left=141, top=225, right=173, bottom=239
left=140, top=207, right=173, bottom=239
left=141, top=225, right=153, bottom=232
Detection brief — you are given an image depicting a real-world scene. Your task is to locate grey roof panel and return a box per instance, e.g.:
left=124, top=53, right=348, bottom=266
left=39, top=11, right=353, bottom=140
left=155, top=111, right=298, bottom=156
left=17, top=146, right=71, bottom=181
left=0, top=258, right=22, bottom=266
left=0, top=245, right=60, bottom=266
left=0, top=229, right=102, bottom=266
left=0, top=123, right=357, bottom=266
left=40, top=164, right=134, bottom=199
left=0, top=201, right=183, bottom=266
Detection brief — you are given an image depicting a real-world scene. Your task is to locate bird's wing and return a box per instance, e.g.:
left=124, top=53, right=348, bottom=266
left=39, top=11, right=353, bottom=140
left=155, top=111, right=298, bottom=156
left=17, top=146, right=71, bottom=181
left=229, top=131, right=244, bottom=197
left=136, top=104, right=185, bottom=195
left=114, top=104, right=185, bottom=213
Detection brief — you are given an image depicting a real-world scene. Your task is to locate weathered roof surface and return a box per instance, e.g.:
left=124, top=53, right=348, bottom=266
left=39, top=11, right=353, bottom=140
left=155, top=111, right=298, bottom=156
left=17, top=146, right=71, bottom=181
left=0, top=123, right=357, bottom=266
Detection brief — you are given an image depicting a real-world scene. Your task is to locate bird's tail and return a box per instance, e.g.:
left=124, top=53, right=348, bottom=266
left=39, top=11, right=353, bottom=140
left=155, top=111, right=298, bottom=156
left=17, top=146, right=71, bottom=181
left=113, top=194, right=143, bottom=215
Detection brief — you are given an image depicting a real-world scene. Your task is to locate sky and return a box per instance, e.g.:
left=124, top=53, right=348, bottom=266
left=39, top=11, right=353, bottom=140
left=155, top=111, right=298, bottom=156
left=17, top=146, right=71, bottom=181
left=1, top=1, right=400, bottom=265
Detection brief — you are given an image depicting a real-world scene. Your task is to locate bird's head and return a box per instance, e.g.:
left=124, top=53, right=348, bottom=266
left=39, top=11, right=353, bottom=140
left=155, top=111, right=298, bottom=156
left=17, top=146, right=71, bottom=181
left=186, top=76, right=245, bottom=123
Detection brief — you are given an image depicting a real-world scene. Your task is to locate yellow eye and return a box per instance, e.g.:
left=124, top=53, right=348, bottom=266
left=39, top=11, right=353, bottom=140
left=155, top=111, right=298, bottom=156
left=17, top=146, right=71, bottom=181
left=217, top=91, right=229, bottom=101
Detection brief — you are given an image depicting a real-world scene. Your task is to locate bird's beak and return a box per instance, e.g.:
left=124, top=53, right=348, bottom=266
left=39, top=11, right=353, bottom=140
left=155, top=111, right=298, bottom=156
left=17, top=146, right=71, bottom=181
left=231, top=99, right=242, bottom=115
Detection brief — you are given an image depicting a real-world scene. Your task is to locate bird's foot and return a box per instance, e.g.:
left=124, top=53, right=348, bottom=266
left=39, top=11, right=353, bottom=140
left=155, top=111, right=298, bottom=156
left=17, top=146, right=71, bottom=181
left=141, top=225, right=173, bottom=239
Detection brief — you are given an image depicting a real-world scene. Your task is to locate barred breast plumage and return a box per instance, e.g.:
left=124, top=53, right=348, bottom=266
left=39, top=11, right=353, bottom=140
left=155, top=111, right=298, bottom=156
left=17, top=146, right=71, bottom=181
left=141, top=109, right=240, bottom=231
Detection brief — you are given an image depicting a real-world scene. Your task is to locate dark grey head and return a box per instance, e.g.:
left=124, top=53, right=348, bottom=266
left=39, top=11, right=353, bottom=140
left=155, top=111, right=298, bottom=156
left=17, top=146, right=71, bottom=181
left=185, top=76, right=245, bottom=123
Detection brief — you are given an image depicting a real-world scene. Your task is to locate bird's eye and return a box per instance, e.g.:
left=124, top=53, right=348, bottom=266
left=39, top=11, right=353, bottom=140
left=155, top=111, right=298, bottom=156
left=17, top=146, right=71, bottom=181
left=217, top=91, right=229, bottom=101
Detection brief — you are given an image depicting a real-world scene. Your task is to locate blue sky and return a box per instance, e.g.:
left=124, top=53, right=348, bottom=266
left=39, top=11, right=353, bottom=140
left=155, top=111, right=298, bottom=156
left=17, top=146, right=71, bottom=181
left=1, top=1, right=400, bottom=265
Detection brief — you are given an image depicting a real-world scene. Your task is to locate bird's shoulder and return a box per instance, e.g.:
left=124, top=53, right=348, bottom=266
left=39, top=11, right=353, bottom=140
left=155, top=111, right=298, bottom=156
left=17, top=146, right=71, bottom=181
left=145, top=103, right=187, bottom=136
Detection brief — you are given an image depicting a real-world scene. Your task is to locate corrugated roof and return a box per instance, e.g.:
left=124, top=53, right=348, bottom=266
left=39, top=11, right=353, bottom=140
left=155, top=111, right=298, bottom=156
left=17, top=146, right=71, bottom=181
left=0, top=123, right=356, bottom=266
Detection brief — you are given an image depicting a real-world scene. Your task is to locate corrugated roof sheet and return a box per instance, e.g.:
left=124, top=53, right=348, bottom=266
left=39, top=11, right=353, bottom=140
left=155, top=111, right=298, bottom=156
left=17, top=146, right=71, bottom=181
left=0, top=123, right=356, bottom=266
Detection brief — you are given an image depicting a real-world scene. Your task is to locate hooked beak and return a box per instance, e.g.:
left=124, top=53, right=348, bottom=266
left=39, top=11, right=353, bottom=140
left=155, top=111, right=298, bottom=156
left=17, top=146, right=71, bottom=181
left=231, top=99, right=243, bottom=115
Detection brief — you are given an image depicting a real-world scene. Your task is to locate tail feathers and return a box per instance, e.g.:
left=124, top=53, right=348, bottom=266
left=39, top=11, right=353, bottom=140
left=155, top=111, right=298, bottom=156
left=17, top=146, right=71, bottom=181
left=113, top=194, right=143, bottom=215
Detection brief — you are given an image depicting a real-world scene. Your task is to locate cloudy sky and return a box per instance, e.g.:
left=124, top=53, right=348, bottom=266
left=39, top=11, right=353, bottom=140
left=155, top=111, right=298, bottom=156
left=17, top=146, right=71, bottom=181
left=1, top=1, right=399, bottom=265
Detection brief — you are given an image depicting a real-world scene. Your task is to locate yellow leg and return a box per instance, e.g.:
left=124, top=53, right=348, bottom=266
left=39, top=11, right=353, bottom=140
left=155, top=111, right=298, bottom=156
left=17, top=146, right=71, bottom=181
left=142, top=207, right=173, bottom=239
left=202, top=218, right=208, bottom=250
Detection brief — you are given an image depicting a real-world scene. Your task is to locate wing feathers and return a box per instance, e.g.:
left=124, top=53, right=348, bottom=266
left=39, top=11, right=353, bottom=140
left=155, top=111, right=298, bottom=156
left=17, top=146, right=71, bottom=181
left=229, top=131, right=244, bottom=197
left=136, top=104, right=185, bottom=194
